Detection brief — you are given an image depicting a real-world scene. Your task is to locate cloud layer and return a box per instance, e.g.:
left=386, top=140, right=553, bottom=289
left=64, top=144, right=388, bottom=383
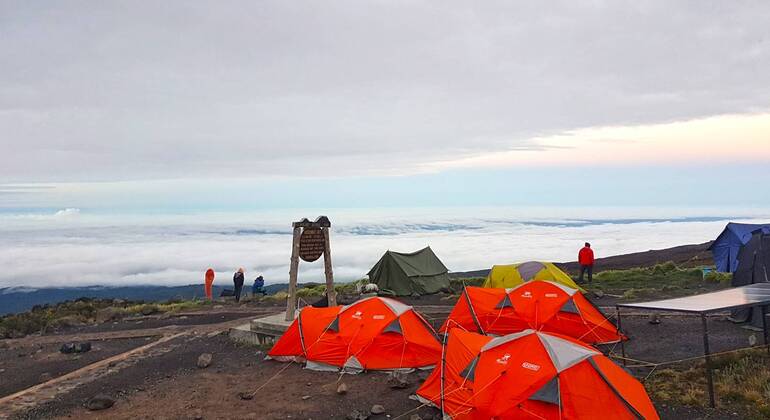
left=2, top=207, right=769, bottom=288
left=2, top=1, right=770, bottom=182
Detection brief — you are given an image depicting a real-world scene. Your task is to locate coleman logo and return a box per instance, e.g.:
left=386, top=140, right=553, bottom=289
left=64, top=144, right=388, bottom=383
left=496, top=353, right=511, bottom=365
left=545, top=293, right=558, bottom=298
left=352, top=311, right=363, bottom=319
left=521, top=291, right=533, bottom=298
left=372, top=315, right=385, bottom=320
left=521, top=362, right=540, bottom=371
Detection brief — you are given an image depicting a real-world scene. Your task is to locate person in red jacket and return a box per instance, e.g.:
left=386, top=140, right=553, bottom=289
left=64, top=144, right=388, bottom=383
left=578, top=242, right=595, bottom=283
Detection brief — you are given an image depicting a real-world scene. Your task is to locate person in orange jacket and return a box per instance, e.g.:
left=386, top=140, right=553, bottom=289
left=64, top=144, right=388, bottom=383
left=578, top=242, right=594, bottom=283
left=204, top=268, right=215, bottom=300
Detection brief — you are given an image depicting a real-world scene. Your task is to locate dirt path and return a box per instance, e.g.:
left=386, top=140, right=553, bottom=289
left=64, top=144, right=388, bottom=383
left=0, top=314, right=260, bottom=420
left=0, top=337, right=157, bottom=399
left=58, top=335, right=438, bottom=420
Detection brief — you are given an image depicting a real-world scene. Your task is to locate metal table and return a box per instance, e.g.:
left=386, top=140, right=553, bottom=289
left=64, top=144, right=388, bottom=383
left=616, top=283, right=770, bottom=408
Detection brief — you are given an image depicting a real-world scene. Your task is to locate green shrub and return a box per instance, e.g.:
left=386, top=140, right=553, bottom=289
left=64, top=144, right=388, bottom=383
left=449, top=277, right=485, bottom=293
left=704, top=270, right=732, bottom=284
left=622, top=288, right=658, bottom=300
left=651, top=261, right=678, bottom=275
left=297, top=285, right=326, bottom=298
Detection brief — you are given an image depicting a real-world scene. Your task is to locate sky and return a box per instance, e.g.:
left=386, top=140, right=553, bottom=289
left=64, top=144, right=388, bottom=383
left=1, top=1, right=770, bottom=210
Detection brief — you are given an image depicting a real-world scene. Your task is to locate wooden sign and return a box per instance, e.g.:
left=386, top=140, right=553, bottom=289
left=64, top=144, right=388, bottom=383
left=299, top=227, right=325, bottom=262
left=286, top=216, right=336, bottom=320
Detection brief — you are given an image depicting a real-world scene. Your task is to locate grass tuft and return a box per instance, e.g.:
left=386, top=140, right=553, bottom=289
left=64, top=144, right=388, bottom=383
left=646, top=348, right=770, bottom=418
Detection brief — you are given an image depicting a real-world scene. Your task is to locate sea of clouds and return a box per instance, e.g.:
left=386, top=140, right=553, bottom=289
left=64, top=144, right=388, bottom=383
left=1, top=206, right=769, bottom=289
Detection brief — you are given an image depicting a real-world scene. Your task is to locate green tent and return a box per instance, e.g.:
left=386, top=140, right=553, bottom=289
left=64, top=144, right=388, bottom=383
left=367, top=247, right=450, bottom=296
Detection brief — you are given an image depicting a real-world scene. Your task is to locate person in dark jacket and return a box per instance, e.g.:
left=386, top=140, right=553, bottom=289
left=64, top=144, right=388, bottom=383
left=233, top=267, right=245, bottom=302
left=252, top=275, right=265, bottom=296
left=578, top=242, right=595, bottom=283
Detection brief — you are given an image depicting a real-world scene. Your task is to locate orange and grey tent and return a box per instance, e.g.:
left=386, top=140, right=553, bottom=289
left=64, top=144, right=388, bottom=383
left=416, top=328, right=658, bottom=419
left=268, top=297, right=441, bottom=372
left=439, top=282, right=624, bottom=345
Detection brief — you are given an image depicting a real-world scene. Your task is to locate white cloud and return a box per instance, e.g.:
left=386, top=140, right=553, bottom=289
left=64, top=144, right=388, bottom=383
left=2, top=207, right=769, bottom=288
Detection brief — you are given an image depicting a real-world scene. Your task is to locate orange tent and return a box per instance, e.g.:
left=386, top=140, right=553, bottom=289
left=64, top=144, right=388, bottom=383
left=416, top=328, right=658, bottom=419
left=440, top=282, right=624, bottom=345
left=268, top=297, right=441, bottom=372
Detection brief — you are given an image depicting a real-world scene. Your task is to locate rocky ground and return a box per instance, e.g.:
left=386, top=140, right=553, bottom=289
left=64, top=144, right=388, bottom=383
left=0, top=244, right=763, bottom=420
left=0, top=300, right=756, bottom=420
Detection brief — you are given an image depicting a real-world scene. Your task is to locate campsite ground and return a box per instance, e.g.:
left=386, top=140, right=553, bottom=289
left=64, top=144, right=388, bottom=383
left=1, top=243, right=767, bottom=420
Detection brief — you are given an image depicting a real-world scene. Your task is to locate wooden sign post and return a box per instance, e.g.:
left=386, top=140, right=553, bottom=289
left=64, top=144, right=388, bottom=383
left=286, top=216, right=336, bottom=321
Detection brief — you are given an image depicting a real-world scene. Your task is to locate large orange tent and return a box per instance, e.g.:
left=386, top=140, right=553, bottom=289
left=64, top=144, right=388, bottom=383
left=440, top=281, right=623, bottom=345
left=416, top=328, right=658, bottom=419
left=268, top=297, right=441, bottom=372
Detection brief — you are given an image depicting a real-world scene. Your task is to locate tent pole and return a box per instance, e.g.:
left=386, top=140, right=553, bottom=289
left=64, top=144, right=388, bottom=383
left=616, top=306, right=627, bottom=366
left=701, top=313, right=715, bottom=408
left=439, top=329, right=447, bottom=418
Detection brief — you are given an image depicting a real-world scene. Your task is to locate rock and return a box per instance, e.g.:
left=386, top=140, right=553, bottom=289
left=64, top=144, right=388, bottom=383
left=189, top=409, right=204, bottom=420
left=39, top=372, right=52, bottom=382
left=593, top=289, right=605, bottom=298
left=648, top=314, right=661, bottom=325
left=238, top=392, right=254, bottom=400
left=749, top=334, right=758, bottom=346
left=410, top=293, right=421, bottom=299
left=140, top=304, right=159, bottom=316
left=60, top=342, right=91, bottom=354
left=409, top=415, right=422, bottom=420
left=301, top=395, right=311, bottom=400
left=86, top=394, right=115, bottom=411
left=96, top=307, right=124, bottom=323
left=346, top=410, right=369, bottom=420
left=336, top=382, right=348, bottom=395
left=388, top=371, right=410, bottom=389
left=370, top=404, right=385, bottom=414
left=197, top=353, right=213, bottom=368
left=112, top=298, right=125, bottom=305
left=213, top=305, right=224, bottom=309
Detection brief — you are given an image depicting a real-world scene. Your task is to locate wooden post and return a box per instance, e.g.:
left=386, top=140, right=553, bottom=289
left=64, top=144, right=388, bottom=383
left=616, top=306, right=627, bottom=366
left=286, top=225, right=301, bottom=321
left=701, top=313, right=715, bottom=408
left=322, top=227, right=336, bottom=306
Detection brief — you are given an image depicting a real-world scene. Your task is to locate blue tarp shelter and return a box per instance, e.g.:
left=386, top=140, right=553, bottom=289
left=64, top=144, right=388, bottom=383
left=710, top=223, right=770, bottom=272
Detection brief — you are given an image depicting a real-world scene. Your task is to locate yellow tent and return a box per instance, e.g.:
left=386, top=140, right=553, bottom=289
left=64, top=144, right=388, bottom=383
left=482, top=261, right=583, bottom=290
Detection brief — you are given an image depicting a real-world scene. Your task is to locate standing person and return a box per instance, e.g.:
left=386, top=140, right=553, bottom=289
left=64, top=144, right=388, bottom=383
left=204, top=268, right=215, bottom=300
left=233, top=267, right=245, bottom=302
left=578, top=242, right=595, bottom=283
